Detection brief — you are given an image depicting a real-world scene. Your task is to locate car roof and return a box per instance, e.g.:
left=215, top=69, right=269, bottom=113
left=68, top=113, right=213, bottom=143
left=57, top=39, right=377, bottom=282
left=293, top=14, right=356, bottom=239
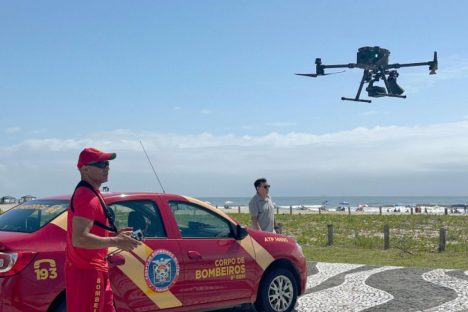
left=38, top=192, right=167, bottom=201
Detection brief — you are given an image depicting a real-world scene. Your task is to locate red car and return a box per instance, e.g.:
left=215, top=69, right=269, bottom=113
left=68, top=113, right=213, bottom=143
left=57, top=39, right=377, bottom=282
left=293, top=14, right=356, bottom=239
left=0, top=192, right=307, bottom=312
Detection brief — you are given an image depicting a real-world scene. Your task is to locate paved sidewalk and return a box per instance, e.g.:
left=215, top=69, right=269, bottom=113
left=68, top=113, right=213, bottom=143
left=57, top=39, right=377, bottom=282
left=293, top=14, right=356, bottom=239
left=218, top=262, right=468, bottom=312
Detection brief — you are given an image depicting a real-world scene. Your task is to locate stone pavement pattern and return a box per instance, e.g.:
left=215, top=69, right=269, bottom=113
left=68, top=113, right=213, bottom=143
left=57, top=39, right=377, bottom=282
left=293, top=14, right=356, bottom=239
left=221, top=262, right=468, bottom=312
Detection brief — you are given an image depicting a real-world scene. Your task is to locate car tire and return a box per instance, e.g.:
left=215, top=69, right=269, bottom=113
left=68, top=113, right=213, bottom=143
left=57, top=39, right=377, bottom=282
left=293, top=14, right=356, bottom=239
left=255, top=268, right=298, bottom=312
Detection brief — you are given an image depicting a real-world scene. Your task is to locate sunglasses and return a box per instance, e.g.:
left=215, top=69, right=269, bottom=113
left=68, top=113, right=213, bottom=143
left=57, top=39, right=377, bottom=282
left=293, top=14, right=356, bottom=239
left=87, top=161, right=110, bottom=169
left=262, top=185, right=271, bottom=189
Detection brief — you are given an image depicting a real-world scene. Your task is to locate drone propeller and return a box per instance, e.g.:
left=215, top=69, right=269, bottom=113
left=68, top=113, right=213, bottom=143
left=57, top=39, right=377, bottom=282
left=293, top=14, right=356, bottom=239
left=295, top=73, right=319, bottom=77
left=295, top=70, right=345, bottom=77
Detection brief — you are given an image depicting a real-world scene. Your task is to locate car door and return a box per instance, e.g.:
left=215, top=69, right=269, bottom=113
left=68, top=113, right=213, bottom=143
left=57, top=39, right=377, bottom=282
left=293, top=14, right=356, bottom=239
left=107, top=199, right=185, bottom=311
left=168, top=200, right=256, bottom=306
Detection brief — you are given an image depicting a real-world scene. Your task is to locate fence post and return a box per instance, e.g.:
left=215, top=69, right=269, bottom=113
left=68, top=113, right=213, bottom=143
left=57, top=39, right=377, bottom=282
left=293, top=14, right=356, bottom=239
left=238, top=206, right=241, bottom=214
left=327, top=224, right=333, bottom=246
left=276, top=205, right=279, bottom=215
left=444, top=208, right=448, bottom=215
left=348, top=206, right=351, bottom=216
left=410, top=207, right=413, bottom=215
left=384, top=225, right=390, bottom=250
left=438, top=228, right=446, bottom=252
left=379, top=206, right=382, bottom=215
left=290, top=205, right=292, bottom=215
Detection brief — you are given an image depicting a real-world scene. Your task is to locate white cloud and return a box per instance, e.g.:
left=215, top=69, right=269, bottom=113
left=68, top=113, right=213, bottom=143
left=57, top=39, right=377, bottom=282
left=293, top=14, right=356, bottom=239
left=265, top=122, right=297, bottom=127
left=200, top=109, right=212, bottom=115
left=360, top=111, right=378, bottom=117
left=1, top=120, right=468, bottom=196
left=402, top=54, right=468, bottom=94
left=5, top=127, right=22, bottom=134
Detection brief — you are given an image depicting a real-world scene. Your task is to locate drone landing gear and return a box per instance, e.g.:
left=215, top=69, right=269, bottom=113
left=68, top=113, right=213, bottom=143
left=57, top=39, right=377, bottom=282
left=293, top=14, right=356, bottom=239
left=341, top=69, right=372, bottom=103
left=341, top=97, right=372, bottom=103
left=341, top=68, right=407, bottom=103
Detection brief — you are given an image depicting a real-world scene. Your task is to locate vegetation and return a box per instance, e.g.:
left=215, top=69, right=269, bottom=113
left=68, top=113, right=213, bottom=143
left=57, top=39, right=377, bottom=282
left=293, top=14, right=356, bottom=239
left=229, top=213, right=468, bottom=269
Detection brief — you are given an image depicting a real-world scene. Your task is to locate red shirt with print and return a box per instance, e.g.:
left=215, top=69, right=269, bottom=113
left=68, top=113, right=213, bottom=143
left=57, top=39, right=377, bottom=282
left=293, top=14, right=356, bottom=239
left=66, top=187, right=109, bottom=271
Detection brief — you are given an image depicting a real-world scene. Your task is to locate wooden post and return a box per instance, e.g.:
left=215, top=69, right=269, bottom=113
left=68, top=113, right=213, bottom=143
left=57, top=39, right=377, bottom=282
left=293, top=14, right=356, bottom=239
left=444, top=208, right=448, bottom=215
left=379, top=206, right=382, bottom=215
left=290, top=205, right=292, bottom=215
left=348, top=206, right=351, bottom=216
left=276, top=205, right=279, bottom=214
left=438, top=228, right=446, bottom=252
left=319, top=207, right=321, bottom=215
left=238, top=206, right=241, bottom=214
left=327, top=224, right=333, bottom=246
left=410, top=207, right=413, bottom=215
left=384, top=225, right=390, bottom=250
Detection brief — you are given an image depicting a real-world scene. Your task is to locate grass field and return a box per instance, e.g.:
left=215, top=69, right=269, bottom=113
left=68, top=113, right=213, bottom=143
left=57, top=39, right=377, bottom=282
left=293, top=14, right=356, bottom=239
left=229, top=213, right=468, bottom=269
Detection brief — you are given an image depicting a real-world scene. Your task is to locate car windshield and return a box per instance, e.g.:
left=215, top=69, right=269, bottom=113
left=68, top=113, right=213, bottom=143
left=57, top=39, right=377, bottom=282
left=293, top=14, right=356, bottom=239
left=0, top=199, right=68, bottom=233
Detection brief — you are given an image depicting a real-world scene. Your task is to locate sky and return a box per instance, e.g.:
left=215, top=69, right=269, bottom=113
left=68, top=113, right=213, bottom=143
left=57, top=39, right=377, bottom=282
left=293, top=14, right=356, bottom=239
left=1, top=1, right=468, bottom=198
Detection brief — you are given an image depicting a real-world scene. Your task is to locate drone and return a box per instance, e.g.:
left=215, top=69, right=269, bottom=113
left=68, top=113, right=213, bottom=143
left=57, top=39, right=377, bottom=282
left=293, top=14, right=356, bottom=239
left=296, top=46, right=438, bottom=103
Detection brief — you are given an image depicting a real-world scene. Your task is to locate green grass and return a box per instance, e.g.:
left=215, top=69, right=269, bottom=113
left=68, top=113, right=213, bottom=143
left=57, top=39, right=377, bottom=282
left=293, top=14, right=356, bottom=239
left=229, top=213, right=468, bottom=269
left=303, top=247, right=467, bottom=269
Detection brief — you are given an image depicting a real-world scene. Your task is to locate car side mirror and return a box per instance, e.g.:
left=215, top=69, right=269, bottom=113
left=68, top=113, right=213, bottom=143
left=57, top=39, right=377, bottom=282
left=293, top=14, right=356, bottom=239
left=234, top=224, right=248, bottom=240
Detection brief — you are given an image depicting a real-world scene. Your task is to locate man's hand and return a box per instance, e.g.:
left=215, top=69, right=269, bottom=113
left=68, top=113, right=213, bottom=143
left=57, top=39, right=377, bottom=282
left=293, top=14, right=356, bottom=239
left=113, top=230, right=141, bottom=251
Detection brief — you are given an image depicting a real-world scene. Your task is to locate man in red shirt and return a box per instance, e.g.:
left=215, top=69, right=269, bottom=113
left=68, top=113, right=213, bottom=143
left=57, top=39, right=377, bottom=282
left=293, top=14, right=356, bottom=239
left=65, top=148, right=141, bottom=312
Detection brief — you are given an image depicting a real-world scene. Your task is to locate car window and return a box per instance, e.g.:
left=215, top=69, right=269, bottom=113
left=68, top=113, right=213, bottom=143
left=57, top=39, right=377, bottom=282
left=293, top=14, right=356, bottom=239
left=0, top=200, right=68, bottom=233
left=108, top=200, right=166, bottom=238
left=169, top=201, right=232, bottom=238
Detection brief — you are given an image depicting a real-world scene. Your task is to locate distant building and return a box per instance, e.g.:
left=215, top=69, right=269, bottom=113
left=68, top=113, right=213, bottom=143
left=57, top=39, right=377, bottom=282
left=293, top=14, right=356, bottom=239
left=19, top=195, right=37, bottom=203
left=1, top=196, right=17, bottom=204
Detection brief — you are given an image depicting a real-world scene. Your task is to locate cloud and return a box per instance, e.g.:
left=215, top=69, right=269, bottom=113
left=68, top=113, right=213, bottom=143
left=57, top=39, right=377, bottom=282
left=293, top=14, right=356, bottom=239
left=360, top=111, right=378, bottom=117
left=200, top=109, right=212, bottom=115
left=1, top=120, right=468, bottom=196
left=265, top=122, right=297, bottom=127
left=403, top=54, right=468, bottom=94
left=5, top=127, right=22, bottom=134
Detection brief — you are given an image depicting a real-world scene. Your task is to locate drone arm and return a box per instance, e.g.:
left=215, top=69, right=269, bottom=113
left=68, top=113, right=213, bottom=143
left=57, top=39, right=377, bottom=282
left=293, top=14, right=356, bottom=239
left=321, top=63, right=355, bottom=69
left=388, top=61, right=432, bottom=68
left=387, top=51, right=438, bottom=74
left=314, top=58, right=354, bottom=75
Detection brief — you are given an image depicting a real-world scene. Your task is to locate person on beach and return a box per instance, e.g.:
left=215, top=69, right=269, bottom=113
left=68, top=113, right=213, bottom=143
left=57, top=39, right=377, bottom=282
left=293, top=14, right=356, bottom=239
left=248, top=177, right=276, bottom=232
left=65, top=147, right=141, bottom=312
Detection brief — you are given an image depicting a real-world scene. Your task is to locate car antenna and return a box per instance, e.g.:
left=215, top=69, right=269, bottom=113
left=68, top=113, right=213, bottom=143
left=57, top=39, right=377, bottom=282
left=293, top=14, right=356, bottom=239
left=139, top=140, right=166, bottom=193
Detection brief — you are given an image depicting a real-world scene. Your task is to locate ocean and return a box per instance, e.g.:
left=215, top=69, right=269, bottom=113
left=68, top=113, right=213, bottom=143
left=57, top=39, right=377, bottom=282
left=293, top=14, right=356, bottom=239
left=198, top=196, right=468, bottom=209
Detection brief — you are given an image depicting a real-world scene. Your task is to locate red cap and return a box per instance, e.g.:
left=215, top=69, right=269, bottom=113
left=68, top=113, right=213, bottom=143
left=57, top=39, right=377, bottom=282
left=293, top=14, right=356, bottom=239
left=77, top=147, right=116, bottom=169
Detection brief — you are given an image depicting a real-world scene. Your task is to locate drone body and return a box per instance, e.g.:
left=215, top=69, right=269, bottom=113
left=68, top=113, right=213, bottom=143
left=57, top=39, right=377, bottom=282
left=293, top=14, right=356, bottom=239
left=296, top=46, right=438, bottom=103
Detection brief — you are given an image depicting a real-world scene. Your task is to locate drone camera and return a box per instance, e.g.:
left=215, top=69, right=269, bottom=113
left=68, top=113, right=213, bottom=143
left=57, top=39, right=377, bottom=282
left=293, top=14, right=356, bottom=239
left=366, top=85, right=387, bottom=97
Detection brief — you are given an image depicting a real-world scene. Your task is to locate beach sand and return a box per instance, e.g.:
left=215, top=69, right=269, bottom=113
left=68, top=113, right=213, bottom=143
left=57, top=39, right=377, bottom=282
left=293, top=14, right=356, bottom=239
left=0, top=204, right=16, bottom=213
left=215, top=205, right=465, bottom=216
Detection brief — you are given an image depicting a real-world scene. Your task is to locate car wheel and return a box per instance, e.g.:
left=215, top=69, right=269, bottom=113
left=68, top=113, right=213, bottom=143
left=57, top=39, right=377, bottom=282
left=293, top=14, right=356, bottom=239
left=255, top=268, right=298, bottom=312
